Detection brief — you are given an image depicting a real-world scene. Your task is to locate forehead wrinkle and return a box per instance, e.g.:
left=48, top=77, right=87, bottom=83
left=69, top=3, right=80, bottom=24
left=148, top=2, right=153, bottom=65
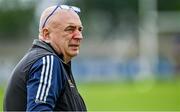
left=53, top=10, right=82, bottom=28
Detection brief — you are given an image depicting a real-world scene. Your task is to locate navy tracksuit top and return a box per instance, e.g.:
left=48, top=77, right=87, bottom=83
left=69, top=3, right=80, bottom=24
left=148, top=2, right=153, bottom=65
left=3, top=39, right=87, bottom=111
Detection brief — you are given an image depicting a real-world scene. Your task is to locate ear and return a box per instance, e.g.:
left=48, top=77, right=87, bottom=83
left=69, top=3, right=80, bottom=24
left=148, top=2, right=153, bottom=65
left=42, top=28, right=50, bottom=43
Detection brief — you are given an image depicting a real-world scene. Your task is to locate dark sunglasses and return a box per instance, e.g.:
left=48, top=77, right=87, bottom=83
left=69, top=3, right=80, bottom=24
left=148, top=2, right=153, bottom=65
left=42, top=5, right=81, bottom=28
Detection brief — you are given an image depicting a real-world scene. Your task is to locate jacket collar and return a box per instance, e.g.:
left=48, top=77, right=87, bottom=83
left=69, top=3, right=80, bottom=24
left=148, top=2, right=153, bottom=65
left=33, top=39, right=55, bottom=53
left=32, top=39, right=71, bottom=66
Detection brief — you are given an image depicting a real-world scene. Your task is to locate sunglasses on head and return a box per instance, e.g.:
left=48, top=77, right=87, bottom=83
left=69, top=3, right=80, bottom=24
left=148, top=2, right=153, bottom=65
left=42, top=5, right=81, bottom=28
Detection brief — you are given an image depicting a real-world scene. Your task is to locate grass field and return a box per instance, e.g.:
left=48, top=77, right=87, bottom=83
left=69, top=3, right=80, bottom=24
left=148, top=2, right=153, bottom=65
left=0, top=86, right=4, bottom=111
left=78, top=80, right=180, bottom=111
left=0, top=79, right=180, bottom=111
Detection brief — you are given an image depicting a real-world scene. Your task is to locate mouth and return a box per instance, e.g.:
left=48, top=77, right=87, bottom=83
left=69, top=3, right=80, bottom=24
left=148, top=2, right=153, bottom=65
left=69, top=44, right=80, bottom=50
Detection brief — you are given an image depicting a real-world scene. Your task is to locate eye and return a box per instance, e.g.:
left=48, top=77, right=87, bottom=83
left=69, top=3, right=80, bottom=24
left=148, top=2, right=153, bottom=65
left=78, top=27, right=83, bottom=32
left=64, top=26, right=76, bottom=33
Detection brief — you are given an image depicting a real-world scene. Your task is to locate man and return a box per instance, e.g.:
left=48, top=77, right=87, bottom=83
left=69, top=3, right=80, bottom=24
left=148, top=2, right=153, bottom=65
left=4, top=4, right=87, bottom=111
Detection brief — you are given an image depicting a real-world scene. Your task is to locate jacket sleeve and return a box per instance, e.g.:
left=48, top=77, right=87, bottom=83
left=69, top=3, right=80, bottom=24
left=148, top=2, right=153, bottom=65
left=26, top=55, right=65, bottom=111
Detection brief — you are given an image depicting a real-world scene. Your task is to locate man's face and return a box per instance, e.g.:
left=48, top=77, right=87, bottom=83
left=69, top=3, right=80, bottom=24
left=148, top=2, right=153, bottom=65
left=48, top=10, right=83, bottom=60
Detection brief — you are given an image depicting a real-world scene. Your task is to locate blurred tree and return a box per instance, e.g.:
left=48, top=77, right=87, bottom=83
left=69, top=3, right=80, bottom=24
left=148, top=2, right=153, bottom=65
left=66, top=0, right=138, bottom=39
left=0, top=0, right=35, bottom=41
left=65, top=0, right=180, bottom=39
left=1, top=0, right=180, bottom=41
left=158, top=0, right=180, bottom=11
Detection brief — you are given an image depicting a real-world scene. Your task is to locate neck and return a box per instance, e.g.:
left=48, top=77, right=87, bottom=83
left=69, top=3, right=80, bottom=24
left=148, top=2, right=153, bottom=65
left=63, top=56, right=71, bottom=64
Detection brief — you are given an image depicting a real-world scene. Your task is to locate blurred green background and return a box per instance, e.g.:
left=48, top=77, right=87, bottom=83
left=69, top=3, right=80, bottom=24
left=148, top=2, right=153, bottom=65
left=78, top=80, right=180, bottom=111
left=1, top=80, right=180, bottom=111
left=0, top=0, right=180, bottom=111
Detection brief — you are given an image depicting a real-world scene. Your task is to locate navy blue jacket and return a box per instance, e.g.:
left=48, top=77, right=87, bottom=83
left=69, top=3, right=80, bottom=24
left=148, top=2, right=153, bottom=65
left=3, top=39, right=86, bottom=111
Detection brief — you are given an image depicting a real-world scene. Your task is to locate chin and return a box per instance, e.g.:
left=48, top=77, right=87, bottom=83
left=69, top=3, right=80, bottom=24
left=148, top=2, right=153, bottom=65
left=70, top=51, right=79, bottom=57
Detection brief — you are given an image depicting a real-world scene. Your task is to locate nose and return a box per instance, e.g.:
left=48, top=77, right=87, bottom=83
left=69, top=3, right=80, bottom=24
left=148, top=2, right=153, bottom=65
left=72, top=30, right=83, bottom=40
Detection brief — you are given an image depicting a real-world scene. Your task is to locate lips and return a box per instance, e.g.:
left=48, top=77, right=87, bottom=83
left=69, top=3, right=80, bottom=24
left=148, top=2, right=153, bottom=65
left=69, top=44, right=79, bottom=47
left=69, top=44, right=80, bottom=50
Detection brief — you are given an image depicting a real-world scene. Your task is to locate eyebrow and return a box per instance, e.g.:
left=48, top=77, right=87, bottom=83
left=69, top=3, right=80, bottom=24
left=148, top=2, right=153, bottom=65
left=65, top=23, right=83, bottom=28
left=64, top=25, right=83, bottom=32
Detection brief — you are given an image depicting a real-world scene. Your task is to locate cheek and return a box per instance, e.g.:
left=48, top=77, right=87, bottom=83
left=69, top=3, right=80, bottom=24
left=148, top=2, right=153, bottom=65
left=53, top=33, right=72, bottom=46
left=60, top=37, right=70, bottom=48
